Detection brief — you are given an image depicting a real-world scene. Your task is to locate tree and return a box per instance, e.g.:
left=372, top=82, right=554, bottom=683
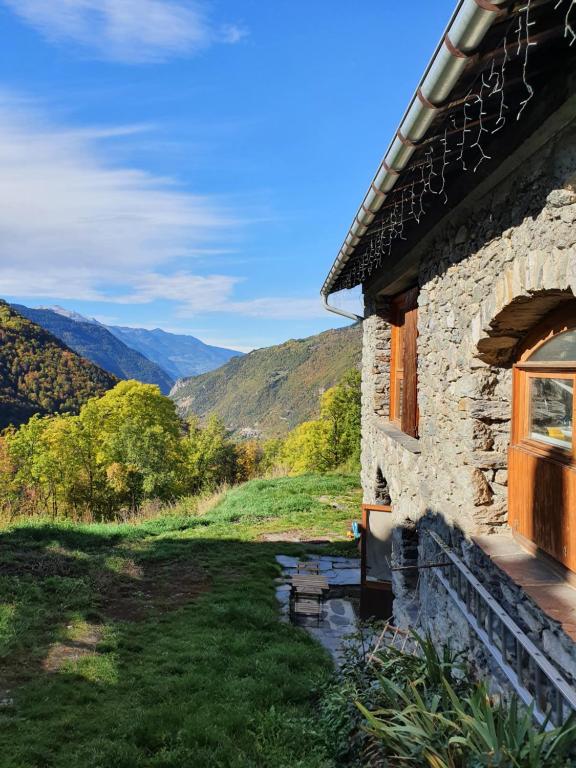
left=80, top=380, right=185, bottom=512
left=282, top=419, right=332, bottom=474
left=236, top=440, right=263, bottom=482
left=320, top=368, right=361, bottom=469
left=260, top=438, right=285, bottom=475
left=4, top=414, right=55, bottom=516
left=184, top=415, right=237, bottom=493
left=280, top=368, right=361, bottom=475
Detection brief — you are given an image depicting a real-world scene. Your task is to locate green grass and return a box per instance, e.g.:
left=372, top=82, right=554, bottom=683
left=0, top=474, right=361, bottom=768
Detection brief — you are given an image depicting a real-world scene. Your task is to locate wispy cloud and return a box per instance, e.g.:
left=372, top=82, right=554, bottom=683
left=109, top=274, right=328, bottom=320
left=115, top=273, right=243, bottom=311
left=2, top=0, right=247, bottom=63
left=0, top=93, right=337, bottom=325
left=0, top=92, right=234, bottom=297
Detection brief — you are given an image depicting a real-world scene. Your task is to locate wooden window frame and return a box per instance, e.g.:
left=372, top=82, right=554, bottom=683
left=389, top=288, right=419, bottom=438
left=390, top=319, right=403, bottom=428
left=513, top=368, right=576, bottom=465
left=512, top=304, right=576, bottom=468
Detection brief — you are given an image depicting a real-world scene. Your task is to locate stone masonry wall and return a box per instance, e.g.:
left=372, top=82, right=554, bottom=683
left=361, top=120, right=576, bottom=683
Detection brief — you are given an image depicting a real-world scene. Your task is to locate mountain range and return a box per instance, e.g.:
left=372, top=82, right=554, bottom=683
left=106, top=325, right=241, bottom=381
left=2, top=301, right=361, bottom=437
left=14, top=305, right=174, bottom=394
left=12, top=305, right=242, bottom=394
left=170, top=323, right=362, bottom=438
left=0, top=301, right=117, bottom=430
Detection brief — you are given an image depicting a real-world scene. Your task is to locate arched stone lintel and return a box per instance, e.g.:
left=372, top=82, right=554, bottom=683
left=472, top=248, right=576, bottom=366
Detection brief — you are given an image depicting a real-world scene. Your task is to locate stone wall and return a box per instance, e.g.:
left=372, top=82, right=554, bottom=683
left=360, top=119, right=576, bottom=683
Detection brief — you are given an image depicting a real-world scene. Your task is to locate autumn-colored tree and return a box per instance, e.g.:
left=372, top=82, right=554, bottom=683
left=260, top=438, right=285, bottom=475
left=282, top=419, right=332, bottom=474
left=2, top=381, right=188, bottom=519
left=235, top=440, right=263, bottom=482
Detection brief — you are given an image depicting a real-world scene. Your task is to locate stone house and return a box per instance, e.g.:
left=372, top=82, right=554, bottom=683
left=322, top=0, right=576, bottom=723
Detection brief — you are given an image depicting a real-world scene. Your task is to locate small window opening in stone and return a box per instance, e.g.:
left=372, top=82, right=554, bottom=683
left=375, top=468, right=391, bottom=506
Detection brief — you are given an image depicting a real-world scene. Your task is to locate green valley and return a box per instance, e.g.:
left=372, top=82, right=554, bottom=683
left=171, top=324, right=362, bottom=438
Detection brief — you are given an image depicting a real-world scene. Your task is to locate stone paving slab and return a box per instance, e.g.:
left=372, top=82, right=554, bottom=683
left=307, top=599, right=358, bottom=664
left=275, top=555, right=359, bottom=664
left=275, top=555, right=360, bottom=586
left=325, top=569, right=361, bottom=586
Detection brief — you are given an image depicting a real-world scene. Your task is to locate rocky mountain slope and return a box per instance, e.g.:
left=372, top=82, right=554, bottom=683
left=0, top=302, right=117, bottom=429
left=107, top=325, right=242, bottom=381
left=13, top=305, right=174, bottom=394
left=171, top=324, right=362, bottom=438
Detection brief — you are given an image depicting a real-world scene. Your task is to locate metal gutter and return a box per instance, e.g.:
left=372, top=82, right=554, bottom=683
left=321, top=0, right=508, bottom=307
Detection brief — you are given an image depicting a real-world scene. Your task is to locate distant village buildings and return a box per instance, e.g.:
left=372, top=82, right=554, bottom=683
left=323, top=0, right=576, bottom=723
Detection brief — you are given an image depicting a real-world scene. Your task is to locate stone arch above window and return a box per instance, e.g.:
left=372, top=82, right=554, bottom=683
left=471, top=250, right=576, bottom=366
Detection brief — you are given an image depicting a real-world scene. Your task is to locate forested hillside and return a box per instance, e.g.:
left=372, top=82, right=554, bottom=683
left=171, top=323, right=362, bottom=437
left=0, top=302, right=117, bottom=429
left=13, top=305, right=174, bottom=394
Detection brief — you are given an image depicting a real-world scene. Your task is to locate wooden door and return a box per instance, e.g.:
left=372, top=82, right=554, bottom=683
left=508, top=444, right=576, bottom=569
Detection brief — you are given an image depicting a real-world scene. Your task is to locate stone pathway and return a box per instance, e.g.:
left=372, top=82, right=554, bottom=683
left=275, top=555, right=361, bottom=586
left=275, top=555, right=361, bottom=665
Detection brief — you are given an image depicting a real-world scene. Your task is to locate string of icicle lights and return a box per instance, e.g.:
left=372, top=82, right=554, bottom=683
left=334, top=0, right=573, bottom=293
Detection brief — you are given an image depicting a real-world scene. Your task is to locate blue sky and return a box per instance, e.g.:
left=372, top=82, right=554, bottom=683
left=0, top=0, right=454, bottom=351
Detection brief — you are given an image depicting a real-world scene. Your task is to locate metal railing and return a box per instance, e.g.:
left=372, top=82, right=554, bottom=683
left=429, top=531, right=576, bottom=728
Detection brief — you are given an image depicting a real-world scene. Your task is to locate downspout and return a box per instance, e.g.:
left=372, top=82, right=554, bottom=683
left=322, top=292, right=364, bottom=322
left=322, top=0, right=507, bottom=301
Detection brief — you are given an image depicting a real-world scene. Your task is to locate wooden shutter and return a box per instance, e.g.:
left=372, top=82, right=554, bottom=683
left=401, top=295, right=419, bottom=438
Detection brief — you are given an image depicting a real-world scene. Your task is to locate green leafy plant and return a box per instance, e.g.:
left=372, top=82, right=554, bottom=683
left=321, top=631, right=576, bottom=767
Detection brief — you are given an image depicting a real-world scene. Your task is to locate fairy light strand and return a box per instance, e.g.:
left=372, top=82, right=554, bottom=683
left=333, top=0, right=574, bottom=292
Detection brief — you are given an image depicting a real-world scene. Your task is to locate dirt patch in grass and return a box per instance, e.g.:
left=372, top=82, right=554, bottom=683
left=99, top=558, right=211, bottom=622
left=0, top=547, right=88, bottom=578
left=43, top=623, right=105, bottom=673
left=258, top=530, right=331, bottom=543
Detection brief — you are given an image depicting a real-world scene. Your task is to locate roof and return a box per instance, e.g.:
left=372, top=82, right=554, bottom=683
left=322, top=0, right=576, bottom=298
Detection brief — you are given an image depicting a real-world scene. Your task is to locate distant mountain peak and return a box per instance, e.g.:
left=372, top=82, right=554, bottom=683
left=37, top=305, right=97, bottom=325
left=107, top=325, right=243, bottom=380
left=12, top=304, right=174, bottom=394
left=12, top=303, right=244, bottom=390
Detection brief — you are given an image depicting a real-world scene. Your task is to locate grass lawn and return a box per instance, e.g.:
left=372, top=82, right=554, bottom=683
left=0, top=474, right=361, bottom=768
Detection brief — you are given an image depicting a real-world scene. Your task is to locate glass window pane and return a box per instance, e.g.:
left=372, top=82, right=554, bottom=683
left=529, top=377, right=573, bottom=450
left=530, top=329, right=576, bottom=362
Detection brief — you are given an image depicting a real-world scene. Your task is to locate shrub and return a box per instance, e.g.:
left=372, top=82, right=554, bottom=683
left=320, top=629, right=576, bottom=767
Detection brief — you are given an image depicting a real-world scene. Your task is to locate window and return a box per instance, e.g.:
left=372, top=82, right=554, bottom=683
left=390, top=288, right=419, bottom=438
left=513, top=316, right=576, bottom=463
left=528, top=375, right=573, bottom=450
left=509, top=304, right=576, bottom=571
